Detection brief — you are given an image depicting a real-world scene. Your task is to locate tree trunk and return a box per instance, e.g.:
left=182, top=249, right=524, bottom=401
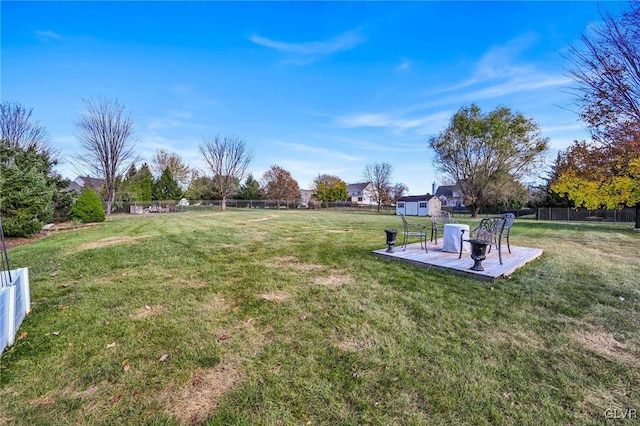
left=471, top=205, right=480, bottom=218
left=106, top=186, right=115, bottom=216
left=221, top=196, right=227, bottom=211
left=635, top=202, right=640, bottom=230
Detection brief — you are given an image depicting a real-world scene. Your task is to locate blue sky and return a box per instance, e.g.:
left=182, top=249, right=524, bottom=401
left=1, top=1, right=614, bottom=194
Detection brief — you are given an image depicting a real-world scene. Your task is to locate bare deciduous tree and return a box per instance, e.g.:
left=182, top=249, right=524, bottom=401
left=0, top=101, right=53, bottom=156
left=199, top=135, right=253, bottom=211
left=363, top=162, right=393, bottom=212
left=566, top=2, right=640, bottom=145
left=151, top=149, right=191, bottom=187
left=75, top=97, right=138, bottom=215
left=390, top=182, right=408, bottom=203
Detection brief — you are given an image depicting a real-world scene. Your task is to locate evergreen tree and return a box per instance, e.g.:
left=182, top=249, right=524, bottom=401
left=153, top=167, right=182, bottom=201
left=137, top=163, right=154, bottom=202
left=119, top=163, right=140, bottom=202
left=238, top=174, right=262, bottom=199
left=70, top=188, right=106, bottom=223
left=0, top=142, right=56, bottom=237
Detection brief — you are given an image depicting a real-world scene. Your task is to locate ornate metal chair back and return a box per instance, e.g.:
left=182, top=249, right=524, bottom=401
left=475, top=217, right=506, bottom=241
left=500, top=213, right=515, bottom=231
left=430, top=210, right=453, bottom=226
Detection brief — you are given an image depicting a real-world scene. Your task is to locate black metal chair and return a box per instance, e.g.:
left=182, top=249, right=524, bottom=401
left=400, top=214, right=428, bottom=252
left=499, top=213, right=515, bottom=254
left=430, top=210, right=455, bottom=245
left=459, top=216, right=507, bottom=264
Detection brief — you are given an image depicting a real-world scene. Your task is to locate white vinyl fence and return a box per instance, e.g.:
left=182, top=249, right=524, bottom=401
left=0, top=268, right=30, bottom=355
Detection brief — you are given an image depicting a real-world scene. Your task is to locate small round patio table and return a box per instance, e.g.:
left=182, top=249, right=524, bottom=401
left=442, top=223, right=470, bottom=253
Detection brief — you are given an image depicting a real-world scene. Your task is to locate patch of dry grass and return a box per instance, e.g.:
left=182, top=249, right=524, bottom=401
left=164, top=362, right=242, bottom=424
left=76, top=235, right=150, bottom=251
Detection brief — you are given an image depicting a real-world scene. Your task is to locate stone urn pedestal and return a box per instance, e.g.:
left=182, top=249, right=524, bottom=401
left=384, top=229, right=398, bottom=253
left=466, top=239, right=490, bottom=271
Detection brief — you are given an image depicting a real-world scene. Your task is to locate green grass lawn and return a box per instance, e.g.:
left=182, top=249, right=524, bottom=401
left=1, top=210, right=638, bottom=425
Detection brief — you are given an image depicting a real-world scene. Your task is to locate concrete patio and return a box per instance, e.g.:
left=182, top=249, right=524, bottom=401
left=372, top=240, right=543, bottom=282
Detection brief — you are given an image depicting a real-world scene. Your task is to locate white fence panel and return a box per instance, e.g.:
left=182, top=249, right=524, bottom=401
left=0, top=288, right=9, bottom=352
left=0, top=268, right=31, bottom=355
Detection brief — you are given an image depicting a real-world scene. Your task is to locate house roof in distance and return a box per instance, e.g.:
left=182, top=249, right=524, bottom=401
left=398, top=194, right=435, bottom=202
left=64, top=175, right=105, bottom=192
left=435, top=185, right=456, bottom=197
left=347, top=182, right=370, bottom=192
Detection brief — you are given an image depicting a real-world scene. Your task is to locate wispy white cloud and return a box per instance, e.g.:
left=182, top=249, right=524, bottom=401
left=473, top=33, right=539, bottom=80
left=428, top=32, right=561, bottom=101
left=249, top=30, right=366, bottom=63
left=35, top=30, right=62, bottom=42
left=396, top=59, right=411, bottom=73
left=357, top=140, right=429, bottom=153
left=148, top=118, right=184, bottom=130
left=274, top=141, right=363, bottom=162
left=336, top=110, right=452, bottom=135
left=461, top=75, right=572, bottom=101
left=147, top=110, right=207, bottom=131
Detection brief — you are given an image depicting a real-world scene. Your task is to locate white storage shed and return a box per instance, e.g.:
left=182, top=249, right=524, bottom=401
left=396, top=195, right=441, bottom=217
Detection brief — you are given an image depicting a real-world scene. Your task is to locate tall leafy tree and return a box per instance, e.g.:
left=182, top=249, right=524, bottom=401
left=312, top=174, right=348, bottom=203
left=363, top=162, right=393, bottom=212
left=238, top=173, right=262, bottom=200
left=199, top=135, right=253, bottom=211
left=261, top=165, right=300, bottom=207
left=559, top=3, right=640, bottom=228
left=184, top=173, right=215, bottom=200
left=552, top=142, right=640, bottom=214
left=75, top=97, right=138, bottom=215
left=429, top=104, right=548, bottom=217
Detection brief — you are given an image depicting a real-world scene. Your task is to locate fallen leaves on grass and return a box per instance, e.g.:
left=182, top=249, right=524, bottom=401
left=106, top=342, right=117, bottom=349
left=159, top=354, right=169, bottom=362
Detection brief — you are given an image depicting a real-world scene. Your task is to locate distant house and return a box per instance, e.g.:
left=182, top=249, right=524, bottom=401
left=299, top=189, right=313, bottom=206
left=395, top=194, right=441, bottom=216
left=436, top=184, right=465, bottom=208
left=347, top=182, right=376, bottom=205
left=64, top=176, right=105, bottom=193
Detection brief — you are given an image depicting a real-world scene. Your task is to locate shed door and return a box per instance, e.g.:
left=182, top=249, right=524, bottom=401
left=418, top=201, right=428, bottom=216
left=406, top=202, right=418, bottom=216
